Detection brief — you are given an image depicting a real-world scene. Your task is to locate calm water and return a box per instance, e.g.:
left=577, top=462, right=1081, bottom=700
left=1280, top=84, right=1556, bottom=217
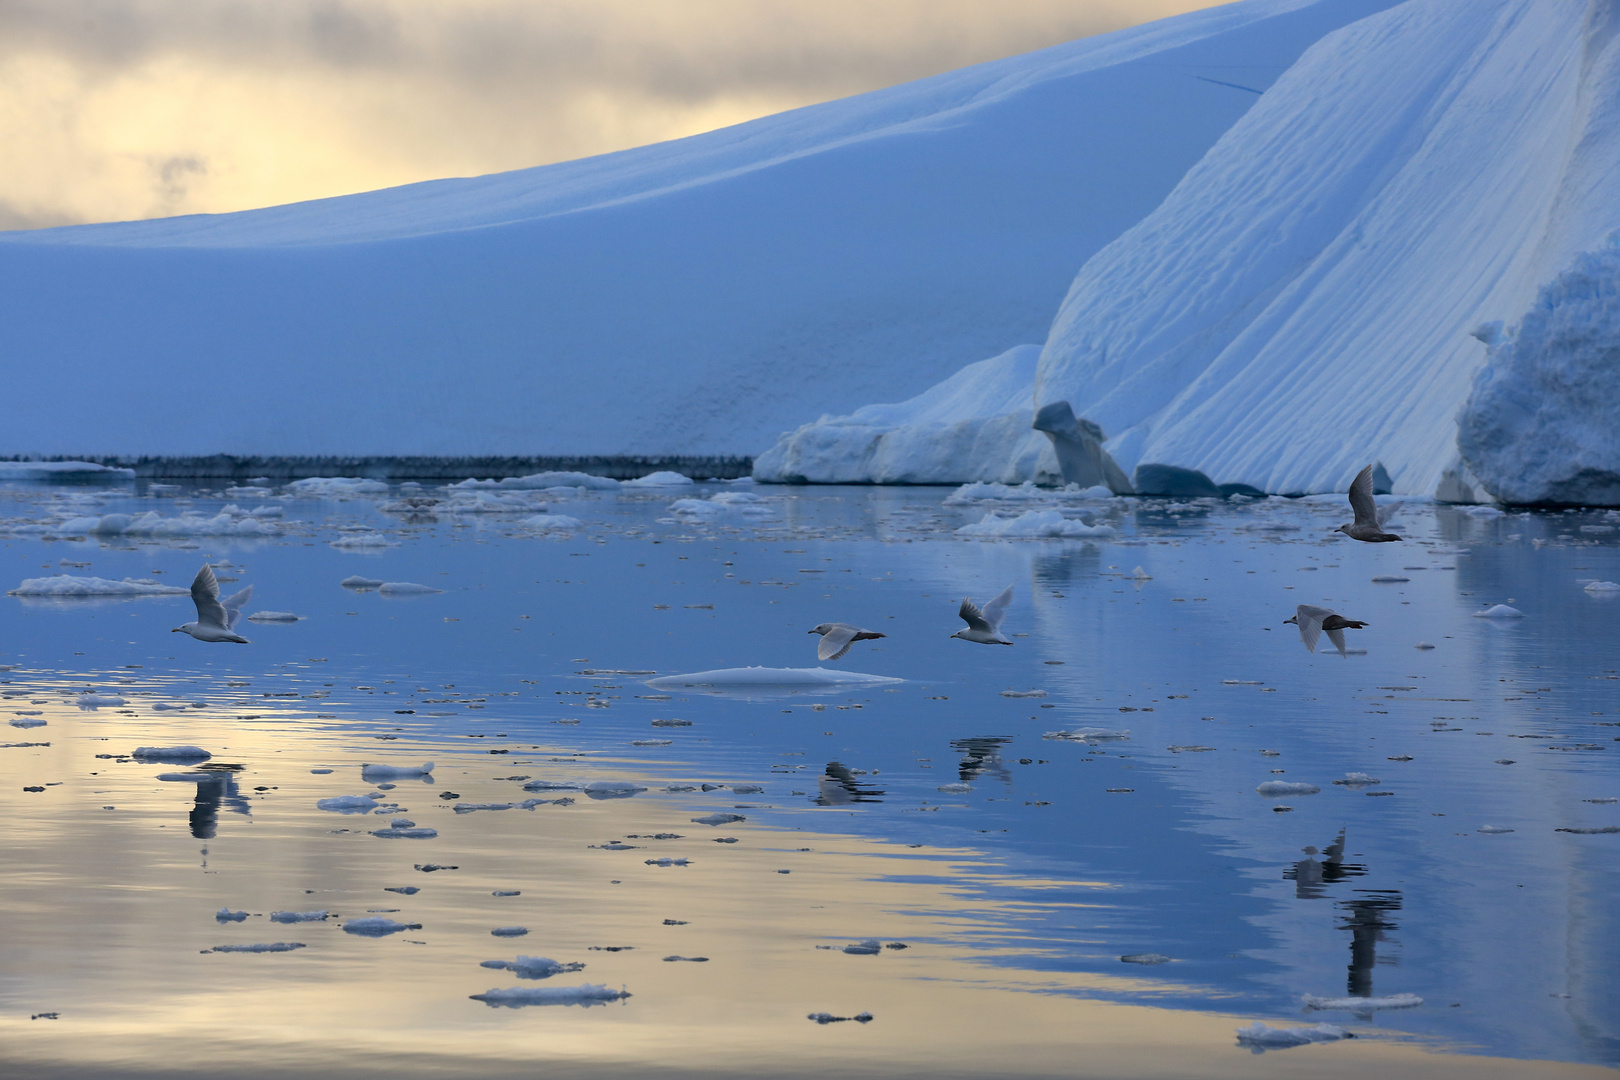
left=1, top=478, right=1616, bottom=1080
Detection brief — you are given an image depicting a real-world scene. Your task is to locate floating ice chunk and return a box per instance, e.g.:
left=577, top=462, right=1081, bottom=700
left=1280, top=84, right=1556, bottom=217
left=77, top=694, right=126, bottom=708
left=1473, top=604, right=1524, bottom=618
left=808, top=1011, right=874, bottom=1024
left=842, top=940, right=882, bottom=955
left=1303, top=994, right=1421, bottom=1011
left=957, top=509, right=1115, bottom=539
left=208, top=942, right=305, bottom=953
left=1235, top=1022, right=1349, bottom=1051
left=731, top=784, right=763, bottom=794
left=455, top=471, right=620, bottom=491
left=1585, top=581, right=1620, bottom=592
left=361, top=762, right=433, bottom=781
left=1415, top=642, right=1436, bottom=650
left=1000, top=689, right=1047, bottom=698
left=288, top=477, right=389, bottom=497
left=581, top=780, right=648, bottom=799
left=330, top=533, right=398, bottom=549
left=8, top=575, right=187, bottom=597
left=1120, top=953, right=1171, bottom=965
left=521, top=779, right=580, bottom=792
left=692, top=813, right=745, bottom=826
left=269, top=910, right=330, bottom=924
left=481, top=956, right=585, bottom=979
left=344, top=916, right=421, bottom=936
left=519, top=514, right=582, bottom=531
left=622, top=471, right=693, bottom=487
left=1556, top=826, right=1620, bottom=834
left=133, top=746, right=211, bottom=763
left=372, top=825, right=438, bottom=839
left=487, top=926, right=529, bottom=938
left=1256, top=781, right=1320, bottom=796
left=246, top=611, right=302, bottom=622
left=936, top=783, right=972, bottom=794
left=668, top=493, right=774, bottom=521
left=439, top=490, right=551, bottom=514
left=1332, top=773, right=1381, bottom=787
left=9, top=717, right=45, bottom=728
left=375, top=581, right=444, bottom=596
left=317, top=795, right=379, bottom=814
left=470, top=983, right=631, bottom=1008
left=1043, top=727, right=1129, bottom=743
left=340, top=576, right=385, bottom=589
left=0, top=741, right=48, bottom=748
left=646, top=667, right=902, bottom=689
left=644, top=858, right=690, bottom=867
left=1371, top=575, right=1410, bottom=583
left=215, top=909, right=248, bottom=922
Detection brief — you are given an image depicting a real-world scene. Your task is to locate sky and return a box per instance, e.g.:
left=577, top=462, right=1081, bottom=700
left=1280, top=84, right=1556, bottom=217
left=0, top=0, right=1226, bottom=230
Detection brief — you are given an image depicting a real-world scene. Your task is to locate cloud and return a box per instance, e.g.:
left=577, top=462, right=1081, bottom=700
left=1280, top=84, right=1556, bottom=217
left=0, top=1, right=1223, bottom=227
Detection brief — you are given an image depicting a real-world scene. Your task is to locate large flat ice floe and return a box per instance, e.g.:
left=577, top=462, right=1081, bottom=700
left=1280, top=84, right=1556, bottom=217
left=469, top=984, right=631, bottom=1008
left=0, top=0, right=1395, bottom=461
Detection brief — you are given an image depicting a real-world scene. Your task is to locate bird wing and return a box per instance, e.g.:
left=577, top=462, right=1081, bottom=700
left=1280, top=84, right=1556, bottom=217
left=981, top=584, right=1014, bottom=632
left=190, top=565, right=229, bottom=630
left=817, top=624, right=859, bottom=662
left=1347, top=464, right=1378, bottom=527
left=1324, top=626, right=1348, bottom=658
left=1294, top=605, right=1332, bottom=653
left=958, top=598, right=992, bottom=633
left=221, top=584, right=254, bottom=630
left=1375, top=499, right=1403, bottom=528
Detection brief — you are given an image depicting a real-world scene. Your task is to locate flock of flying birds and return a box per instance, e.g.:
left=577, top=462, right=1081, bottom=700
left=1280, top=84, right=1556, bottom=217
left=173, top=465, right=1396, bottom=663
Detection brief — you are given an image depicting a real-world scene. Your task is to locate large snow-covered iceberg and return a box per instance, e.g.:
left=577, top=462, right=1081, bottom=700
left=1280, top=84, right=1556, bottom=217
left=0, top=0, right=1396, bottom=461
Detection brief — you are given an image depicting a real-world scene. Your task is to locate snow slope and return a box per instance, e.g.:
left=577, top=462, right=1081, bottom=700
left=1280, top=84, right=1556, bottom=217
left=0, top=0, right=1398, bottom=460
left=1033, top=0, right=1620, bottom=499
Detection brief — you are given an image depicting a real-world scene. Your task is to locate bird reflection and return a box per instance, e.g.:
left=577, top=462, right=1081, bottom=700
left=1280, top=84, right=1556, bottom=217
left=1283, top=829, right=1366, bottom=899
left=813, top=762, right=884, bottom=806
left=158, top=764, right=252, bottom=839
left=1340, top=890, right=1402, bottom=1001
left=951, top=736, right=1012, bottom=785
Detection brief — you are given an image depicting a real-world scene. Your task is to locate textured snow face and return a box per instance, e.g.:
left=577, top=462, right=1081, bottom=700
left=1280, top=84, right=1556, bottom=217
left=1458, top=235, right=1620, bottom=505
left=1035, top=0, right=1620, bottom=498
left=0, top=0, right=1398, bottom=461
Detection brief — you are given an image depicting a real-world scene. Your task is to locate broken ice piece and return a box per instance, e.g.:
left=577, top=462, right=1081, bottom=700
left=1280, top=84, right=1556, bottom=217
left=469, top=984, right=631, bottom=1008
left=491, top=926, right=529, bottom=937
left=1234, top=1021, right=1349, bottom=1051
left=692, top=813, right=745, bottom=826
left=215, top=909, right=249, bottom=922
left=842, top=940, right=882, bottom=955
left=1120, top=953, right=1171, bottom=965
left=1256, top=781, right=1320, bottom=796
left=1332, top=772, right=1381, bottom=787
left=344, top=917, right=420, bottom=936
left=269, top=911, right=330, bottom=924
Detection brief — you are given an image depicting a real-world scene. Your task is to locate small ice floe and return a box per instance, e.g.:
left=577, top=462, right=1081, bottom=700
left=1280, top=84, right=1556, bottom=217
left=330, top=533, right=399, bottom=550
left=378, top=582, right=443, bottom=595
left=1043, top=727, right=1130, bottom=743
left=522, top=779, right=580, bottom=792
left=957, top=509, right=1115, bottom=539
left=650, top=718, right=692, bottom=727
left=1586, top=797, right=1619, bottom=804
left=731, top=784, right=763, bottom=794
left=1556, top=826, right=1620, bottom=834
left=491, top=926, right=529, bottom=937
left=360, top=762, right=433, bottom=781
left=208, top=943, right=305, bottom=953
left=470, top=984, right=631, bottom=1008
left=246, top=611, right=302, bottom=622
left=1371, top=575, right=1410, bottom=583
left=455, top=470, right=619, bottom=492
left=384, top=886, right=420, bottom=894
left=519, top=514, right=582, bottom=531
left=808, top=1011, right=874, bottom=1024
left=1585, top=581, right=1620, bottom=593
left=645, top=858, right=690, bottom=867
left=645, top=667, right=902, bottom=689
left=1256, top=781, right=1320, bottom=796
left=414, top=863, right=456, bottom=872
left=133, top=746, right=212, bottom=763
left=9, top=717, right=45, bottom=728
left=1332, top=773, right=1381, bottom=787
left=842, top=940, right=882, bottom=955
left=1, top=741, right=49, bottom=748
left=340, top=576, right=385, bottom=589
left=692, top=813, right=745, bottom=826
left=7, top=575, right=188, bottom=597
left=1303, top=994, right=1421, bottom=1011
left=999, top=689, right=1047, bottom=698
left=1120, top=953, right=1171, bottom=965
left=582, top=780, right=648, bottom=800
left=622, top=471, right=693, bottom=488
left=1167, top=745, right=1216, bottom=753
left=288, top=477, right=389, bottom=497
left=438, top=490, right=551, bottom=514
left=1235, top=1022, right=1349, bottom=1052
left=317, top=795, right=379, bottom=814
left=215, top=909, right=249, bottom=922
left=936, top=783, right=972, bottom=794
left=77, top=694, right=127, bottom=709
left=270, top=910, right=330, bottom=924
left=1414, top=642, right=1436, bottom=650
left=629, top=739, right=673, bottom=747
left=372, top=823, right=438, bottom=839
left=663, top=955, right=709, bottom=962
left=55, top=510, right=279, bottom=539
left=668, top=492, right=774, bottom=521
left=493, top=890, right=522, bottom=897
left=1473, top=604, right=1525, bottom=618
left=480, top=957, right=584, bottom=979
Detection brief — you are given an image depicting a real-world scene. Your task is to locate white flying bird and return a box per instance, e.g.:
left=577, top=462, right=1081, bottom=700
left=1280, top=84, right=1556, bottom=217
left=1283, top=604, right=1366, bottom=658
left=808, top=622, right=887, bottom=661
left=173, top=564, right=252, bottom=644
left=952, top=584, right=1014, bottom=646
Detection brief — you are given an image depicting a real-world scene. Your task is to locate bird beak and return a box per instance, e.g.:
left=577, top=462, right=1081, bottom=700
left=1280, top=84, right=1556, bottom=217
left=170, top=627, right=181, bottom=633
left=807, top=629, right=817, bottom=634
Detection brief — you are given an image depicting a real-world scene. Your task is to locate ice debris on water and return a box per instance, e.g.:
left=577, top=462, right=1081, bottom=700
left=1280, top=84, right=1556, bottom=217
left=936, top=783, right=972, bottom=793
left=1473, top=604, right=1525, bottom=618
left=76, top=694, right=127, bottom=708
left=645, top=858, right=690, bottom=867
left=1120, top=953, right=1171, bottom=965
left=480, top=957, right=584, bottom=979
left=317, top=795, right=379, bottom=813
left=330, top=534, right=398, bottom=549
left=1585, top=581, right=1620, bottom=592
left=208, top=943, right=305, bottom=953
left=372, top=825, right=438, bottom=839
left=622, top=471, right=693, bottom=488
left=269, top=911, right=330, bottom=924
left=377, top=582, right=444, bottom=595
left=1235, top=1022, right=1350, bottom=1052
left=522, top=779, right=580, bottom=792
left=1332, top=773, right=1381, bottom=787
left=340, top=576, right=385, bottom=589
left=491, top=926, right=529, bottom=937
left=344, top=917, right=420, bottom=936
left=1303, top=994, right=1422, bottom=1011
left=842, top=940, right=882, bottom=955
left=808, top=1011, right=874, bottom=1024
left=9, top=717, right=45, bottom=728
left=692, top=813, right=745, bottom=826
left=133, top=746, right=211, bottom=763
left=7, top=575, right=187, bottom=597
left=999, top=689, right=1047, bottom=698
left=957, top=509, right=1115, bottom=539
left=1257, top=781, right=1320, bottom=796
left=1556, top=826, right=1620, bottom=834
left=519, top=513, right=582, bottom=531
left=582, top=780, right=648, bottom=799
left=289, top=477, right=389, bottom=497
left=361, top=762, right=433, bottom=781
left=1043, top=727, right=1129, bottom=743
left=470, top=984, right=631, bottom=1008
left=215, top=909, right=249, bottom=922
left=246, top=611, right=302, bottom=622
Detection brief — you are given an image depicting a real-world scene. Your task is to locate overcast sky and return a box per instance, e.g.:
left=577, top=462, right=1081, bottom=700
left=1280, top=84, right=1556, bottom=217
left=0, top=0, right=1224, bottom=229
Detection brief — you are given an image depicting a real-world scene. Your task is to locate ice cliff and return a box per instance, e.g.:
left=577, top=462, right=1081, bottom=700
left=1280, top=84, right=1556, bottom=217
left=0, top=0, right=1392, bottom=461
left=769, top=0, right=1620, bottom=501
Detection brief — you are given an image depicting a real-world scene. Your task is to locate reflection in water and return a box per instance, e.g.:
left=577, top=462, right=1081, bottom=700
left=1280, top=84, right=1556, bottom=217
left=157, top=764, right=252, bottom=839
left=1283, top=829, right=1366, bottom=900
left=1342, top=890, right=1403, bottom=1000
left=952, top=736, right=1012, bottom=786
left=814, top=761, right=884, bottom=806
